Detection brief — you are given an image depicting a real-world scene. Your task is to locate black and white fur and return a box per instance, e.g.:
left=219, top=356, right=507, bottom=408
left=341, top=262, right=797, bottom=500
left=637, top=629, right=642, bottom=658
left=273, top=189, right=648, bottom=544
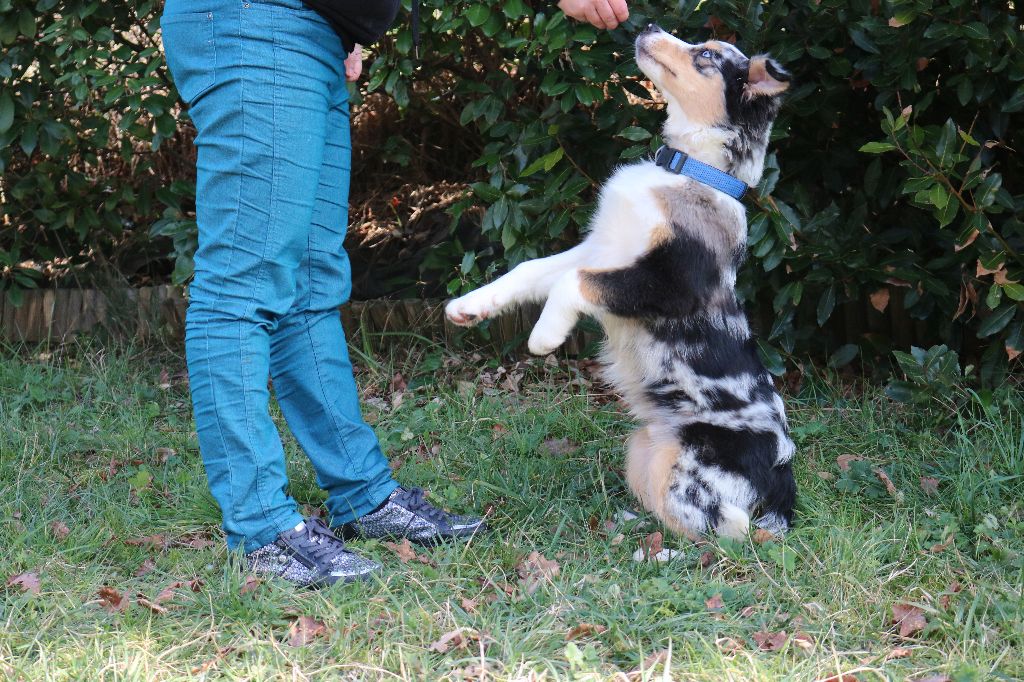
left=446, top=26, right=796, bottom=539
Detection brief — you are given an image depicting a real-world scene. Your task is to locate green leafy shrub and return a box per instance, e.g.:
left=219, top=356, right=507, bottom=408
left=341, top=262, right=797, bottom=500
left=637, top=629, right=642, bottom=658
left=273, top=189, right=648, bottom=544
left=1, top=0, right=1021, bottom=380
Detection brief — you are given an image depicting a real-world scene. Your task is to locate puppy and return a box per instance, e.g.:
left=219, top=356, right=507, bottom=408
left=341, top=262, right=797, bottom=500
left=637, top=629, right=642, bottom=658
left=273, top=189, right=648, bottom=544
left=445, top=26, right=796, bottom=539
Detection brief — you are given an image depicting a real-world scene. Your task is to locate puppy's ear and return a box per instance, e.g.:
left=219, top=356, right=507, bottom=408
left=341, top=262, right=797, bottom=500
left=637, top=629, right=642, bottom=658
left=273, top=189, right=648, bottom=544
left=745, top=56, right=790, bottom=98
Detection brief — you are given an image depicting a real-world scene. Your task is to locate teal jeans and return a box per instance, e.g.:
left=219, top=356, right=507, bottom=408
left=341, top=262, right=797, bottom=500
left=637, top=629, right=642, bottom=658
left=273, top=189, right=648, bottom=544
left=161, top=0, right=397, bottom=552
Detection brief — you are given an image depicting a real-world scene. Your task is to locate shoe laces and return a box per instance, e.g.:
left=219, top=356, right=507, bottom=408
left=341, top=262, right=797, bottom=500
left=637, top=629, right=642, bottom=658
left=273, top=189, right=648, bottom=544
left=395, top=486, right=449, bottom=525
left=294, top=517, right=349, bottom=563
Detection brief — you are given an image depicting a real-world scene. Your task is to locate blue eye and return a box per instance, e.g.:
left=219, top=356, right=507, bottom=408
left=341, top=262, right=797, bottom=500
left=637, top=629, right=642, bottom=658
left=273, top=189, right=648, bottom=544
left=701, top=50, right=713, bottom=59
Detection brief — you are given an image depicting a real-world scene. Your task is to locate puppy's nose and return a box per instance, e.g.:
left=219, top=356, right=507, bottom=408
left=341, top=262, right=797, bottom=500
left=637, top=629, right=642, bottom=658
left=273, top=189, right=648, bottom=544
left=642, top=23, right=662, bottom=35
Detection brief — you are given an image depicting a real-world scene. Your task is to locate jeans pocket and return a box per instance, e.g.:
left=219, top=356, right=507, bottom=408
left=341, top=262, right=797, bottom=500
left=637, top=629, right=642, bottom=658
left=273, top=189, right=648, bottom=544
left=160, top=12, right=217, bottom=105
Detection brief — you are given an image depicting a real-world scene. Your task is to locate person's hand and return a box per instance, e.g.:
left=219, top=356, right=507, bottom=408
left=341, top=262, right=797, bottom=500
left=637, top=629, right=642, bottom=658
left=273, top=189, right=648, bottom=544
left=557, top=0, right=628, bottom=29
left=344, top=44, right=363, bottom=82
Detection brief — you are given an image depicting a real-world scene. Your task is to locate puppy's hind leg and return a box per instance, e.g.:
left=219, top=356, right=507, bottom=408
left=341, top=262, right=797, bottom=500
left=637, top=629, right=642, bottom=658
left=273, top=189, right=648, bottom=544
left=625, top=428, right=702, bottom=541
left=446, top=245, right=589, bottom=327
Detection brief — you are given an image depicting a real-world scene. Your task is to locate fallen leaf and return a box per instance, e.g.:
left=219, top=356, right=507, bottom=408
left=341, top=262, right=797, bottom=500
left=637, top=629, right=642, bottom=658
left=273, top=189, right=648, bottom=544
left=753, top=630, right=788, bottom=651
left=818, top=675, right=860, bottom=682
left=133, top=558, right=156, bottom=578
left=875, top=468, right=898, bottom=496
left=919, top=477, right=939, bottom=495
left=177, top=535, right=216, bottom=550
left=837, top=454, right=863, bottom=471
left=630, top=649, right=669, bottom=675
left=751, top=528, right=777, bottom=544
left=383, top=538, right=436, bottom=566
left=190, top=647, right=235, bottom=675
left=516, top=551, right=560, bottom=595
left=542, top=437, right=576, bottom=457
left=155, top=578, right=203, bottom=604
left=287, top=615, right=327, bottom=647
left=429, top=628, right=471, bottom=653
left=610, top=533, right=625, bottom=546
left=886, top=647, right=913, bottom=660
left=929, top=535, right=954, bottom=553
left=50, top=521, right=70, bottom=541
left=739, top=605, right=758, bottom=618
left=892, top=602, right=927, bottom=638
left=155, top=447, right=176, bottom=463
left=698, top=551, right=714, bottom=568
left=6, top=572, right=40, bottom=595
left=792, top=631, right=814, bottom=651
left=912, top=676, right=951, bottom=682
left=125, top=534, right=167, bottom=550
left=158, top=368, right=172, bottom=389
left=638, top=531, right=663, bottom=559
left=566, top=622, right=607, bottom=641
left=460, top=597, right=479, bottom=614
left=705, top=594, right=724, bottom=610
left=817, top=471, right=836, bottom=481
left=97, top=586, right=130, bottom=613
left=136, top=594, right=168, bottom=614
left=240, top=575, right=262, bottom=596
left=716, top=636, right=744, bottom=653
left=490, top=423, right=508, bottom=439
left=870, top=287, right=891, bottom=313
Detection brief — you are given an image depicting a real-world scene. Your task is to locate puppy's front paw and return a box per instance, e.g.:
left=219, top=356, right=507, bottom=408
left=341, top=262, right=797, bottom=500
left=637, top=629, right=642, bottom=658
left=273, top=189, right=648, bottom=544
left=445, top=293, right=495, bottom=327
left=527, top=325, right=567, bottom=356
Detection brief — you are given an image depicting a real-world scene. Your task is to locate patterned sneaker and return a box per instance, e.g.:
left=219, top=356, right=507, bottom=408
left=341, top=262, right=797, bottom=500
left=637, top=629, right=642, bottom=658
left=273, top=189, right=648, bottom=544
left=246, top=517, right=380, bottom=587
left=339, top=487, right=486, bottom=545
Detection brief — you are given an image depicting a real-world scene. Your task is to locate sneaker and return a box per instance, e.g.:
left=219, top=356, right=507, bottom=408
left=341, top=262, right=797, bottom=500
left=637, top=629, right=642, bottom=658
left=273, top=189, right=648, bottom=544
left=246, top=517, right=380, bottom=587
left=339, top=486, right=486, bottom=545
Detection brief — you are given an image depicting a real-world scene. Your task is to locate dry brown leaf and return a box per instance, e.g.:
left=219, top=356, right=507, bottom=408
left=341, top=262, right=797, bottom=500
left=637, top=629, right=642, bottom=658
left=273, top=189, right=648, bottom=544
left=136, top=594, right=168, bottom=614
left=976, top=260, right=1005, bottom=277
left=177, top=535, right=216, bottom=550
left=516, top=551, right=560, bottom=595
left=610, top=533, right=625, bottom=546
left=155, top=578, right=203, bottom=604
left=892, top=602, right=927, bottom=638
left=97, top=586, right=130, bottom=613
left=460, top=597, right=479, bottom=614
left=50, top=521, right=70, bottom=541
left=190, top=647, right=235, bottom=675
left=792, top=631, right=814, bottom=651
left=629, top=649, right=669, bottom=676
left=875, top=468, right=898, bottom=496
left=287, top=615, right=327, bottom=647
left=155, top=447, right=176, bottom=463
left=638, top=531, right=663, bottom=559
left=6, top=572, right=40, bottom=595
left=133, top=558, right=156, bottom=578
left=698, top=550, right=714, bottom=568
left=705, top=594, right=724, bottom=610
left=383, top=538, right=436, bottom=566
left=429, top=628, right=471, bottom=653
left=739, top=605, right=758, bottom=618
left=490, top=423, right=508, bottom=439
left=837, top=454, right=863, bottom=471
left=716, top=636, right=744, bottom=653
left=542, top=437, right=576, bottom=457
left=125, top=534, right=167, bottom=550
left=886, top=647, right=913, bottom=660
left=819, top=675, right=860, bottom=682
left=753, top=630, right=788, bottom=651
left=751, top=528, right=777, bottom=544
left=240, top=575, right=262, bottom=595
left=919, top=477, right=939, bottom=495
left=566, top=622, right=607, bottom=641
left=870, top=287, right=891, bottom=313
left=912, top=676, right=951, bottom=682
left=954, top=228, right=980, bottom=252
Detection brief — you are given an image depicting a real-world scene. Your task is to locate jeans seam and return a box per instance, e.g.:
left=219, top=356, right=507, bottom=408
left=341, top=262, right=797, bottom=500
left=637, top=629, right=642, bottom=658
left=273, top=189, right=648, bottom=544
left=238, top=5, right=278, bottom=536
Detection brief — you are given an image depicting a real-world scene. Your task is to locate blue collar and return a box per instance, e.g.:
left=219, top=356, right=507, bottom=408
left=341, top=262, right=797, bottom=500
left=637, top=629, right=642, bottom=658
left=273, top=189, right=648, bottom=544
left=653, top=145, right=748, bottom=200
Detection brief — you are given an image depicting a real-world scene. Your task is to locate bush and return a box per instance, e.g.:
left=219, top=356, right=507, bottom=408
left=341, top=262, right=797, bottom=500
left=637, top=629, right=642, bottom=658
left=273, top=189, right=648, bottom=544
left=1, top=0, right=1021, bottom=379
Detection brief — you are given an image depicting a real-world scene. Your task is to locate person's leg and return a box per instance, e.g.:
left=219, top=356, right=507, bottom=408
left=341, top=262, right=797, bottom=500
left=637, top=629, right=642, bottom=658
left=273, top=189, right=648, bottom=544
left=163, top=0, right=340, bottom=552
left=269, top=82, right=397, bottom=526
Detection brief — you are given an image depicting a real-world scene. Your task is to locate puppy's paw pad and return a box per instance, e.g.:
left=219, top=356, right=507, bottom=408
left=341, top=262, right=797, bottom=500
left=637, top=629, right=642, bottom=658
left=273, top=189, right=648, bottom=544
left=445, top=297, right=489, bottom=327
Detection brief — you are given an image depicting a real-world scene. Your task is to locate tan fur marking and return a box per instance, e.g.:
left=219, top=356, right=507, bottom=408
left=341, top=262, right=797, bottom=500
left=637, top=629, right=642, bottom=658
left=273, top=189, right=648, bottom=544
left=647, top=222, right=673, bottom=248
left=746, top=56, right=790, bottom=98
left=645, top=36, right=726, bottom=126
left=653, top=186, right=743, bottom=255
left=578, top=270, right=606, bottom=305
left=625, top=427, right=700, bottom=541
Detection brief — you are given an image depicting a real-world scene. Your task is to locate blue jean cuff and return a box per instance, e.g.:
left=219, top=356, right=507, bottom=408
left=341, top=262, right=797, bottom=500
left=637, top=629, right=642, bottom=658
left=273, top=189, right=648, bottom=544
left=235, top=508, right=306, bottom=554
left=326, top=478, right=399, bottom=526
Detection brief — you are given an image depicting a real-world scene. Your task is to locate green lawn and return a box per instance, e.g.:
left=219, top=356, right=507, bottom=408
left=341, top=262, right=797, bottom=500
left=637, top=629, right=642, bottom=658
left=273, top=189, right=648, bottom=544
left=1, top=340, right=1021, bottom=681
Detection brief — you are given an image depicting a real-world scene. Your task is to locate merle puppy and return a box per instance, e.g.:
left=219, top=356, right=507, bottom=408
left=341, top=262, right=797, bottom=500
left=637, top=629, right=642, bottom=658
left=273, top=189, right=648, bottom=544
left=446, top=26, right=796, bottom=539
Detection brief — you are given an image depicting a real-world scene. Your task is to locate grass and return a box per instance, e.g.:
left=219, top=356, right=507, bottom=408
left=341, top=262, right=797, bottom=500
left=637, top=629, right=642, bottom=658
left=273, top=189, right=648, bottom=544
left=0, top=338, right=1022, bottom=681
